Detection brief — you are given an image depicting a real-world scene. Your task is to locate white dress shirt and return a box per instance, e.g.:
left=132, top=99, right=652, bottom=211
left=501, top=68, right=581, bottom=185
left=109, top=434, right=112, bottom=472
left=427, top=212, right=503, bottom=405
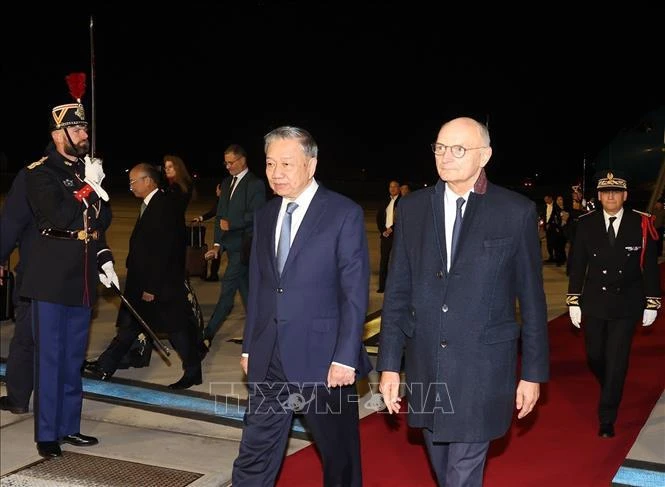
left=603, top=208, right=624, bottom=233
left=385, top=195, right=398, bottom=229
left=444, top=184, right=472, bottom=272
left=229, top=167, right=249, bottom=200
left=143, top=188, right=159, bottom=207
left=274, top=179, right=319, bottom=254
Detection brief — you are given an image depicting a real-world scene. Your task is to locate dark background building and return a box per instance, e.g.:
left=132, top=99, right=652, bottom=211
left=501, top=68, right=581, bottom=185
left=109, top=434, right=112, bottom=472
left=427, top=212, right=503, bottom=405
left=2, top=4, right=663, bottom=205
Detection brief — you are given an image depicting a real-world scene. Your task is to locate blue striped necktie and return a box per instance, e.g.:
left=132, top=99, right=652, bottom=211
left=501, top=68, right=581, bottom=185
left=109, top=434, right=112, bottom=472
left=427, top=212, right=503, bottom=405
left=277, top=202, right=298, bottom=275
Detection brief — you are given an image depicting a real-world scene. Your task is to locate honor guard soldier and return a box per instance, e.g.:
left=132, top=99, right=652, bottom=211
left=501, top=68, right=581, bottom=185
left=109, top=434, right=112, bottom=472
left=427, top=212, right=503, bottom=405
left=20, top=93, right=120, bottom=458
left=567, top=170, right=661, bottom=438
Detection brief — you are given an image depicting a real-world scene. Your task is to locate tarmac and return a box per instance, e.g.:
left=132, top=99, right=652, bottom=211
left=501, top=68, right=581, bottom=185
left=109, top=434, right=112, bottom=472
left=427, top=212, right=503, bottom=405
left=1, top=191, right=662, bottom=486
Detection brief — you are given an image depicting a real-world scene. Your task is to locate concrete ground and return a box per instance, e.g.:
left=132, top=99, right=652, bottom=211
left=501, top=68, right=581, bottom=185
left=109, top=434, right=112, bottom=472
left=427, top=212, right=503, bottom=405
left=1, top=191, right=661, bottom=486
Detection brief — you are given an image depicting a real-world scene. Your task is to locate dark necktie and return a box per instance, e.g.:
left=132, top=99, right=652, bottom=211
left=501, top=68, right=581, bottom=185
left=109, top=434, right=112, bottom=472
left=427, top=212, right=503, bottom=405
left=228, top=176, right=238, bottom=200
left=451, top=197, right=465, bottom=264
left=140, top=202, right=147, bottom=218
left=608, top=216, right=617, bottom=247
left=277, top=202, right=298, bottom=275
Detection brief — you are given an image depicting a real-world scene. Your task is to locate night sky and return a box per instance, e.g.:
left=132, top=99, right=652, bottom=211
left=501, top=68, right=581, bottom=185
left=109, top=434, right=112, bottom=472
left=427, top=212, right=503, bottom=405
left=2, top=4, right=663, bottom=192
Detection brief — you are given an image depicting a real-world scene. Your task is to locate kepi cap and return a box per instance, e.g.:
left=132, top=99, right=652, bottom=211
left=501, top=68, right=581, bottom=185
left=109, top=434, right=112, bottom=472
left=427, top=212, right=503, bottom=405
left=50, top=73, right=88, bottom=131
left=596, top=170, right=627, bottom=191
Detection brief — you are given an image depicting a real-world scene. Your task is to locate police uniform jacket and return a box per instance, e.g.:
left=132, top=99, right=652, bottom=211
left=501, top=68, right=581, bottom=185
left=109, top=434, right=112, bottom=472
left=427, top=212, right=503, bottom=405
left=20, top=147, right=112, bottom=306
left=567, top=209, right=660, bottom=320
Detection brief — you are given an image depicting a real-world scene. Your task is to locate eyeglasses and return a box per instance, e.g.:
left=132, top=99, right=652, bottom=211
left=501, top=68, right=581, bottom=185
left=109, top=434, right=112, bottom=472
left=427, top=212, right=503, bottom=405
left=129, top=176, right=148, bottom=187
left=224, top=157, right=243, bottom=166
left=430, top=143, right=487, bottom=158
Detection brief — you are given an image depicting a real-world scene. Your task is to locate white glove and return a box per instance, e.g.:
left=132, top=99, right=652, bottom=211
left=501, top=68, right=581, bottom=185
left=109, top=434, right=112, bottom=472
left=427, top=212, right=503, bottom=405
left=569, top=306, right=582, bottom=328
left=84, top=156, right=110, bottom=202
left=642, top=309, right=657, bottom=327
left=84, top=155, right=106, bottom=184
left=99, top=261, right=119, bottom=289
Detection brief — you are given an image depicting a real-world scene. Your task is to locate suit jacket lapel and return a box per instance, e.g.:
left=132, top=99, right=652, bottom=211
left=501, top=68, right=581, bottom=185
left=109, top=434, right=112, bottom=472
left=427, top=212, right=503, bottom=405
left=594, top=211, right=611, bottom=249
left=281, top=187, right=328, bottom=276
left=132, top=195, right=151, bottom=239
left=450, top=191, right=482, bottom=271
left=232, top=174, right=249, bottom=202
left=613, top=210, right=633, bottom=251
left=431, top=181, right=447, bottom=271
left=614, top=210, right=628, bottom=245
left=265, top=199, right=281, bottom=278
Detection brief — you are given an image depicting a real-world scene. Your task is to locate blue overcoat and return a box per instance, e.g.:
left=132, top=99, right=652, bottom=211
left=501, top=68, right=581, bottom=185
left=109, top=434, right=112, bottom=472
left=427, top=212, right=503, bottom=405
left=377, top=175, right=549, bottom=442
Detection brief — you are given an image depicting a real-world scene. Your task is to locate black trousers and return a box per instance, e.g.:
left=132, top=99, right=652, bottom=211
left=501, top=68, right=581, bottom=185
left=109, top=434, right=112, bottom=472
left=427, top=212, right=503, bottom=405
left=583, top=314, right=638, bottom=424
left=5, top=272, right=34, bottom=409
left=232, top=344, right=362, bottom=487
left=97, top=302, right=200, bottom=377
left=378, top=235, right=393, bottom=291
left=208, top=254, right=220, bottom=278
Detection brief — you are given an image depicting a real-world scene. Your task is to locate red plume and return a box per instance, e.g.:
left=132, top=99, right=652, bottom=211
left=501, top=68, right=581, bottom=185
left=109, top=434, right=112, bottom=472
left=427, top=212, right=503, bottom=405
left=65, top=72, right=87, bottom=102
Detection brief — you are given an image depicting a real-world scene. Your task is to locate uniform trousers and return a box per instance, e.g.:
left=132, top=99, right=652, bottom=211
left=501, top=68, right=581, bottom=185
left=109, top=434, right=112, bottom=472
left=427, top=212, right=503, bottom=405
left=32, top=300, right=90, bottom=441
left=583, top=314, right=638, bottom=424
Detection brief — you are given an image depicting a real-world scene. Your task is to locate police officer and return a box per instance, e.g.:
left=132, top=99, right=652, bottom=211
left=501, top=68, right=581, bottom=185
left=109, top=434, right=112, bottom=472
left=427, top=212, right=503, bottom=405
left=20, top=98, right=119, bottom=458
left=567, top=170, right=660, bottom=438
left=0, top=163, right=39, bottom=415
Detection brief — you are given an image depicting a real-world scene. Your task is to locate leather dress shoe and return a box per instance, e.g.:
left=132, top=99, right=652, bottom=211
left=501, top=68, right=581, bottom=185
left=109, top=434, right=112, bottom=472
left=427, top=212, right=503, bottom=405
left=61, top=433, right=99, bottom=446
left=37, top=441, right=62, bottom=458
left=168, top=371, right=203, bottom=390
left=0, top=396, right=29, bottom=414
left=598, top=423, right=615, bottom=438
left=84, top=361, right=113, bottom=381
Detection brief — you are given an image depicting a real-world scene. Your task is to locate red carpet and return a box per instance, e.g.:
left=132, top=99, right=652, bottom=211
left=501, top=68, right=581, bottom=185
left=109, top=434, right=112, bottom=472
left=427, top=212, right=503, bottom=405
left=277, top=268, right=665, bottom=486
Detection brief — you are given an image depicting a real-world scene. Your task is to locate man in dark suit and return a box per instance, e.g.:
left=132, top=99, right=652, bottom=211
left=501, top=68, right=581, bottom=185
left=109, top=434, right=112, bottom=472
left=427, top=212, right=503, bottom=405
left=21, top=99, right=117, bottom=458
left=376, top=180, right=400, bottom=293
left=0, top=166, right=39, bottom=415
left=541, top=194, right=563, bottom=264
left=203, top=145, right=266, bottom=348
left=232, top=126, right=372, bottom=486
left=378, top=117, right=549, bottom=486
left=194, top=182, right=223, bottom=281
left=567, top=170, right=660, bottom=438
left=86, top=163, right=202, bottom=389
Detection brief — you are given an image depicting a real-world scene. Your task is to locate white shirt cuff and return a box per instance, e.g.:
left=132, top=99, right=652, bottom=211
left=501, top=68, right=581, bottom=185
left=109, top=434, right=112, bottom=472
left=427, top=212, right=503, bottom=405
left=331, top=361, right=354, bottom=371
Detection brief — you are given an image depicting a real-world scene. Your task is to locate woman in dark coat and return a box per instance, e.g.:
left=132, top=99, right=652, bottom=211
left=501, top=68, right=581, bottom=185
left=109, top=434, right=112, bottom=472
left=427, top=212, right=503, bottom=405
left=162, top=154, right=193, bottom=217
